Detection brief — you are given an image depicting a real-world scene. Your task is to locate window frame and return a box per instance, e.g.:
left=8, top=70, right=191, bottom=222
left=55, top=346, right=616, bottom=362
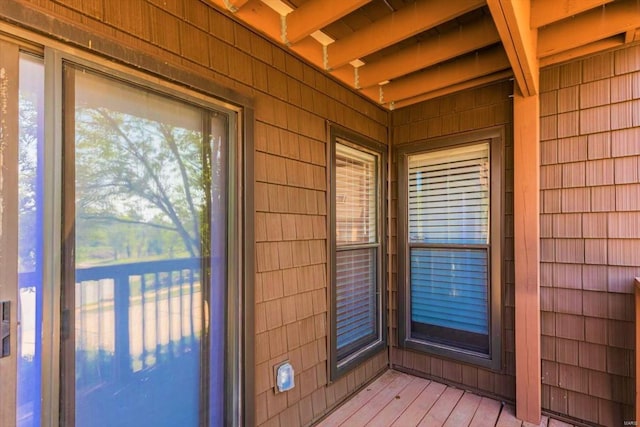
left=397, top=127, right=503, bottom=370
left=328, top=125, right=387, bottom=380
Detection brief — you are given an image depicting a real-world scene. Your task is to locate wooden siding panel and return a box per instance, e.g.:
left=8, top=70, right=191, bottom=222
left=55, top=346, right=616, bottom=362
left=579, top=105, right=610, bottom=135
left=582, top=291, right=608, bottom=318
left=587, top=132, right=611, bottom=160
left=612, top=127, right=640, bottom=157
left=578, top=341, right=607, bottom=372
left=557, top=136, right=587, bottom=163
left=557, top=111, right=579, bottom=138
left=579, top=79, right=610, bottom=109
left=557, top=86, right=579, bottom=113
left=611, top=101, right=635, bottom=130
left=559, top=61, right=582, bottom=88
left=614, top=43, right=640, bottom=75
left=539, top=44, right=636, bottom=422
left=582, top=52, right=614, bottom=83
left=561, top=162, right=585, bottom=187
left=613, top=156, right=639, bottom=184
left=585, top=158, right=614, bottom=186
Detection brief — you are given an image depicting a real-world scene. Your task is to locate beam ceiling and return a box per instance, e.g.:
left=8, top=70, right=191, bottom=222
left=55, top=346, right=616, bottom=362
left=284, top=0, right=372, bottom=44
left=363, top=45, right=510, bottom=105
left=356, top=15, right=500, bottom=89
left=537, top=0, right=640, bottom=58
left=487, top=0, right=538, bottom=96
left=530, top=0, right=614, bottom=29
left=208, top=0, right=640, bottom=109
left=325, top=0, right=485, bottom=69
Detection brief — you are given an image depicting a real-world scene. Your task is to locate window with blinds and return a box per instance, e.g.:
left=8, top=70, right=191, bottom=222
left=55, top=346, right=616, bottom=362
left=407, top=142, right=491, bottom=354
left=330, top=133, right=384, bottom=376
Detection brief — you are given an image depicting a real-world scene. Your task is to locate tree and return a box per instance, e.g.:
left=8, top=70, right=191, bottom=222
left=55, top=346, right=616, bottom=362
left=74, top=106, right=220, bottom=264
left=18, top=93, right=41, bottom=272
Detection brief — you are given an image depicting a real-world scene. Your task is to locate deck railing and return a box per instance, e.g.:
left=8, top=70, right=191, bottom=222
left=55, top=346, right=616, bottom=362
left=20, top=258, right=204, bottom=390
left=74, top=258, right=202, bottom=387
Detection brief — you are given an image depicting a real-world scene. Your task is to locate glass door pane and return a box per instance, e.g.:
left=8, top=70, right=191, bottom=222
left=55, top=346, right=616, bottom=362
left=17, top=52, right=45, bottom=427
left=63, top=65, right=227, bottom=427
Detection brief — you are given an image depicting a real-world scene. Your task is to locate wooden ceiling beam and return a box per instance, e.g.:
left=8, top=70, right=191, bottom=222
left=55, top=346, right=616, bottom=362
left=211, top=0, right=337, bottom=84
left=356, top=15, right=500, bottom=89
left=386, top=70, right=513, bottom=109
left=289, top=36, right=325, bottom=70
left=330, top=65, right=357, bottom=88
left=487, top=0, right=539, bottom=96
left=539, top=35, right=624, bottom=67
left=326, top=0, right=485, bottom=70
left=362, top=46, right=510, bottom=104
left=209, top=0, right=282, bottom=39
left=626, top=28, right=640, bottom=43
left=285, top=0, right=371, bottom=45
left=538, top=0, right=640, bottom=57
left=226, top=0, right=250, bottom=12
left=530, top=0, right=614, bottom=29
left=210, top=0, right=250, bottom=13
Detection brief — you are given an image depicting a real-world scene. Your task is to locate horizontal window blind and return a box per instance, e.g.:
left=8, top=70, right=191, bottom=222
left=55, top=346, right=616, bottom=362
left=410, top=248, right=488, bottom=334
left=334, top=141, right=378, bottom=359
left=408, top=143, right=489, bottom=244
left=407, top=142, right=490, bottom=354
left=336, top=249, right=376, bottom=351
left=336, top=142, right=376, bottom=245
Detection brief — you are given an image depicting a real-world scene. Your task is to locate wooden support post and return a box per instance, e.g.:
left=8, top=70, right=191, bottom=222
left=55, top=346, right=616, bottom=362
left=513, top=87, right=541, bottom=424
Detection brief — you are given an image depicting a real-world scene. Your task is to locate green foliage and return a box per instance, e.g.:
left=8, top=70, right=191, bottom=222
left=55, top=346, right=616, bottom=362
left=74, top=107, right=209, bottom=266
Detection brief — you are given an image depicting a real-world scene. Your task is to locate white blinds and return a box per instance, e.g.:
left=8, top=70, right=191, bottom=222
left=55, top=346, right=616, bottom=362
left=335, top=142, right=376, bottom=245
left=408, top=143, right=489, bottom=244
left=407, top=142, right=491, bottom=345
left=336, top=249, right=376, bottom=350
left=335, top=141, right=378, bottom=356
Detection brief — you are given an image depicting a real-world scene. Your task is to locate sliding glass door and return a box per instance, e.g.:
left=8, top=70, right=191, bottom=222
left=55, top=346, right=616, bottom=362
left=3, top=35, right=248, bottom=427
left=61, top=65, right=229, bottom=427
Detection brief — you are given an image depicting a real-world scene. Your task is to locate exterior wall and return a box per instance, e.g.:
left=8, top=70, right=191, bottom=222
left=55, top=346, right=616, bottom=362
left=538, top=45, right=639, bottom=425
left=389, top=81, right=516, bottom=401
left=0, top=1, right=388, bottom=426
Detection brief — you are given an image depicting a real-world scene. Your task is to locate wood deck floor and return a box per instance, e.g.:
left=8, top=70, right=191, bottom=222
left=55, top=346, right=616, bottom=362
left=315, top=370, right=578, bottom=427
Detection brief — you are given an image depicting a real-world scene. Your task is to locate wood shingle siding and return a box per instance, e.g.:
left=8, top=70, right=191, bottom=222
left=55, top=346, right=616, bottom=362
left=539, top=45, right=640, bottom=425
left=0, top=1, right=390, bottom=426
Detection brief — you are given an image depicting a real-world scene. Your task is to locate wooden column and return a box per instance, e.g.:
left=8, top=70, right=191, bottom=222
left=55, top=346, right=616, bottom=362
left=513, top=86, right=541, bottom=424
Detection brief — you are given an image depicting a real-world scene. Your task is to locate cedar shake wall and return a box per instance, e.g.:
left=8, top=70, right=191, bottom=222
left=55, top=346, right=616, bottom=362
left=538, top=44, right=639, bottom=425
left=0, top=1, right=388, bottom=426
left=389, top=81, right=517, bottom=402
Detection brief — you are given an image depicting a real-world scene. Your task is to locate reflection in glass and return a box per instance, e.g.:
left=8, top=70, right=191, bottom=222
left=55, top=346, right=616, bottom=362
left=70, top=69, right=227, bottom=426
left=17, top=53, right=45, bottom=427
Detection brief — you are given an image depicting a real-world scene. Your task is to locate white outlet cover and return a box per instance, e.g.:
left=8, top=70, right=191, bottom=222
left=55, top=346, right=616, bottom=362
left=276, top=362, right=295, bottom=392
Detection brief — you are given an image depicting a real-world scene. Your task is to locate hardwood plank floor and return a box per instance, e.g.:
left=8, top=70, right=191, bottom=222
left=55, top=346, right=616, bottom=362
left=367, top=377, right=431, bottom=427
left=391, top=381, right=447, bottom=426
left=468, top=397, right=502, bottom=427
left=315, top=370, right=581, bottom=427
left=319, top=370, right=406, bottom=426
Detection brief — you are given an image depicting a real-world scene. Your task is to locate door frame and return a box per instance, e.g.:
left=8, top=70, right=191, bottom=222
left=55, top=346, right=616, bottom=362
left=0, top=38, right=20, bottom=427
